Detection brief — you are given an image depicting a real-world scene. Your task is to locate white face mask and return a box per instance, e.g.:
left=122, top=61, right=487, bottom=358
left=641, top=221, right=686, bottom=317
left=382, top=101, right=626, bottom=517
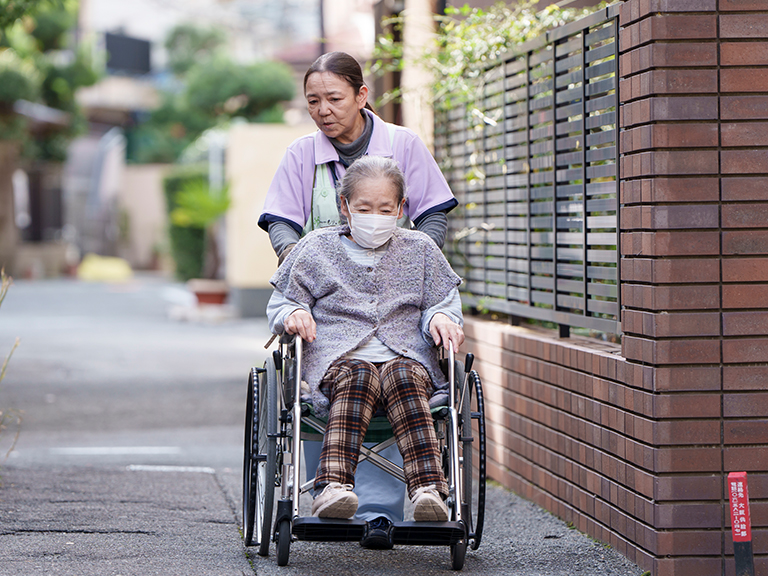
left=347, top=210, right=398, bottom=249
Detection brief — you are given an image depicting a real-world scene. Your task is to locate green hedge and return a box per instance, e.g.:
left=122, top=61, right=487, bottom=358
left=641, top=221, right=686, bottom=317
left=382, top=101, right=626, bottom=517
left=163, top=164, right=207, bottom=281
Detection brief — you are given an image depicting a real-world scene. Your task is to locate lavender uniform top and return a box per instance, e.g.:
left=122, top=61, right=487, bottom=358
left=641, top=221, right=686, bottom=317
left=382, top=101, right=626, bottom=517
left=258, top=109, right=458, bottom=236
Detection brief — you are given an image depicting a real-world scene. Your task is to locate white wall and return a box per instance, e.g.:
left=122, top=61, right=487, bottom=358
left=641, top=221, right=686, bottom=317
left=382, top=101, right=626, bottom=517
left=402, top=0, right=437, bottom=149
left=225, top=123, right=313, bottom=291
left=118, top=164, right=171, bottom=269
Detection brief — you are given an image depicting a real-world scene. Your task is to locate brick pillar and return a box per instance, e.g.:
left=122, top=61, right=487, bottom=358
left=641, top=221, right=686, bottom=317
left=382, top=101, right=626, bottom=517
left=620, top=1, right=768, bottom=575
left=719, top=1, right=768, bottom=576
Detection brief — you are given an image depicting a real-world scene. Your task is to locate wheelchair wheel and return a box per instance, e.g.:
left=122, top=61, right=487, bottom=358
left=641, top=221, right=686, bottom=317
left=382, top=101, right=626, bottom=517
left=451, top=540, right=467, bottom=571
left=447, top=359, right=468, bottom=571
left=462, top=370, right=486, bottom=551
left=242, top=359, right=279, bottom=556
left=257, top=357, right=280, bottom=556
left=275, top=518, right=291, bottom=566
left=243, top=368, right=259, bottom=546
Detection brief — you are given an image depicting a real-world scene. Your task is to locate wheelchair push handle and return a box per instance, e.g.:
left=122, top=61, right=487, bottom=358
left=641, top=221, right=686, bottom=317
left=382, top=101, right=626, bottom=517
left=448, top=345, right=455, bottom=407
left=291, top=336, right=304, bottom=520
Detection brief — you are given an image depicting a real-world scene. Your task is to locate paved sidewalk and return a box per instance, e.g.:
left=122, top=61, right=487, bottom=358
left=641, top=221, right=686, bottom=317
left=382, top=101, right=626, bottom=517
left=1, top=467, right=251, bottom=576
left=0, top=276, right=645, bottom=576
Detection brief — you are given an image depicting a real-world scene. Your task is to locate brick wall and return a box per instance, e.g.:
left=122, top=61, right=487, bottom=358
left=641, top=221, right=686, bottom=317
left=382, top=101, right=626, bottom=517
left=463, top=319, right=658, bottom=567
left=464, top=1, right=768, bottom=575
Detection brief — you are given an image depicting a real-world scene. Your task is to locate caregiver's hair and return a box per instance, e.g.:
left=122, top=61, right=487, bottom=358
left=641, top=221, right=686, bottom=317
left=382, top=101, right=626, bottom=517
left=339, top=156, right=406, bottom=206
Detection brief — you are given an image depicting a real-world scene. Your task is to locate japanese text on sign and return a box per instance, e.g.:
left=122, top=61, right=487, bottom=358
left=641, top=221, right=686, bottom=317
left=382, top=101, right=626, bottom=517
left=728, top=472, right=752, bottom=543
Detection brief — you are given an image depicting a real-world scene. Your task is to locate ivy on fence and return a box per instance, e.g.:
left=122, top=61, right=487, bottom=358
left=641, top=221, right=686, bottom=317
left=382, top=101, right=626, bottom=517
left=372, top=2, right=621, bottom=335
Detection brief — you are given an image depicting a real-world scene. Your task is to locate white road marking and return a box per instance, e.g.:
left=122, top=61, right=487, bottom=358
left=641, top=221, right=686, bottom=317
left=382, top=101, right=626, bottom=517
left=50, top=446, right=182, bottom=455
left=126, top=465, right=215, bottom=474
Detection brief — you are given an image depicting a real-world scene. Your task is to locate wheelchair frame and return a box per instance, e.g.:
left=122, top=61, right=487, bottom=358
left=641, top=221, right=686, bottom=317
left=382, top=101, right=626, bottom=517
left=243, top=337, right=486, bottom=570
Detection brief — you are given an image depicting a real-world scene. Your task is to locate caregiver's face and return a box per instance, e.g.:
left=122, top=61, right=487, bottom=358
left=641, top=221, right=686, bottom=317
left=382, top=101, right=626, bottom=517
left=305, top=71, right=367, bottom=145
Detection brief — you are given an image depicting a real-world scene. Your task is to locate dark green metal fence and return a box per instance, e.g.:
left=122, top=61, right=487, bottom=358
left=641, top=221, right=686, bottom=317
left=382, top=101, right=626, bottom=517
left=436, top=5, right=621, bottom=335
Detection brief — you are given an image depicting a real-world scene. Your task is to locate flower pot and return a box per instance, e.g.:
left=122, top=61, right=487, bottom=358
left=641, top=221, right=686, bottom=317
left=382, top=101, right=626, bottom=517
left=186, top=278, right=228, bottom=305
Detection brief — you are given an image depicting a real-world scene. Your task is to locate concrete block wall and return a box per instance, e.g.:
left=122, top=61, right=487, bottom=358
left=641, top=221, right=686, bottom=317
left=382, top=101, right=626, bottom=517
left=464, top=1, right=768, bottom=575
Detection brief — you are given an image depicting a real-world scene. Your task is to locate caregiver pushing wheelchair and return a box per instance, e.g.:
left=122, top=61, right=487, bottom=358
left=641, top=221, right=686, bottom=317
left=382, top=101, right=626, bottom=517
left=259, top=50, right=460, bottom=549
left=242, top=156, right=486, bottom=569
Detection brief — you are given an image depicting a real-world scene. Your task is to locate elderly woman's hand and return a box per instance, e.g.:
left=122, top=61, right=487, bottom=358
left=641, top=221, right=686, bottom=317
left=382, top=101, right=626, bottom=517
left=429, top=313, right=465, bottom=353
left=285, top=308, right=317, bottom=342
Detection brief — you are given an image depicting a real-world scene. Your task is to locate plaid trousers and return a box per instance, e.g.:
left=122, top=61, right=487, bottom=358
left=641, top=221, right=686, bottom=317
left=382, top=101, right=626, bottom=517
left=315, top=357, right=448, bottom=500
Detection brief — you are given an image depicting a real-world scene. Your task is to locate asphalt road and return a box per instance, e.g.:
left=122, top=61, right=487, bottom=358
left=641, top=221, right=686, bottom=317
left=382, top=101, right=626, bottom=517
left=0, top=275, right=645, bottom=576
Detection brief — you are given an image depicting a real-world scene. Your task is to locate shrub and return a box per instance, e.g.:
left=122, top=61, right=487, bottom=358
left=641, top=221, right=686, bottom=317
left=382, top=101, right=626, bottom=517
left=163, top=165, right=208, bottom=281
left=0, top=49, right=38, bottom=105
left=164, top=23, right=226, bottom=77
left=29, top=4, right=73, bottom=52
left=126, top=91, right=215, bottom=164
left=184, top=57, right=295, bottom=122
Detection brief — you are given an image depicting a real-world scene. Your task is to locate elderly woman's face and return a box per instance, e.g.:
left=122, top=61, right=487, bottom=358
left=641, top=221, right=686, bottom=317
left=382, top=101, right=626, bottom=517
left=305, top=71, right=367, bottom=144
left=341, top=177, right=404, bottom=219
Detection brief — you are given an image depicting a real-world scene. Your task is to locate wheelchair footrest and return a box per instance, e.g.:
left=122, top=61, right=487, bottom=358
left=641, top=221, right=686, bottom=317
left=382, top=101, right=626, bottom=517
left=391, top=521, right=466, bottom=546
left=292, top=517, right=366, bottom=542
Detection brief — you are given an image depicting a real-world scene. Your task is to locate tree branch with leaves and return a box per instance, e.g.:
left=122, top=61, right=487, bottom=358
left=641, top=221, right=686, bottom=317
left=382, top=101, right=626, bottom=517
left=369, top=1, right=607, bottom=111
left=0, top=0, right=61, bottom=34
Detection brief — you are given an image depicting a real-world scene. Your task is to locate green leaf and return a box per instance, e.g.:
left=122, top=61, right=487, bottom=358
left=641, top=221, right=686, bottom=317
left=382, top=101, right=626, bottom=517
left=170, top=179, right=230, bottom=229
left=369, top=0, right=605, bottom=110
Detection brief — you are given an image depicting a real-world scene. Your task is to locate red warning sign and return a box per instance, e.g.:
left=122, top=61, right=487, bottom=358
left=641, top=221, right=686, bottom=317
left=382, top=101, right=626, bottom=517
left=728, top=472, right=752, bottom=543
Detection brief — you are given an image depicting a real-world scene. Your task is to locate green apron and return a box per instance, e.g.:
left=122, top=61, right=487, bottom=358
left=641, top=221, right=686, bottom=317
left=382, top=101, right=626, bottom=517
left=303, top=123, right=410, bottom=236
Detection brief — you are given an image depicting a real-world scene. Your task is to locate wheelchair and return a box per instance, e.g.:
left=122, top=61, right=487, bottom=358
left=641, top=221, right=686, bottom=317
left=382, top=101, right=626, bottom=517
left=242, top=336, right=486, bottom=570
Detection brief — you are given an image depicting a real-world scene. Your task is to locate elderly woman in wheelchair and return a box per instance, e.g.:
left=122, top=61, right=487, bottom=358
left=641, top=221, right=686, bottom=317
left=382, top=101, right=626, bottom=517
left=267, top=155, right=465, bottom=523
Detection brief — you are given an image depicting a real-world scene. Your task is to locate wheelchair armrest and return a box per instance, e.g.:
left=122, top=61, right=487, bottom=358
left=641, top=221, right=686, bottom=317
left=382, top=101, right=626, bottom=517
left=280, top=333, right=296, bottom=345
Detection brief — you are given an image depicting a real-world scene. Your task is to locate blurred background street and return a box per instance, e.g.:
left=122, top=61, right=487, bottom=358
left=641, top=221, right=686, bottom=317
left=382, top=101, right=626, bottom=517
left=0, top=274, right=270, bottom=469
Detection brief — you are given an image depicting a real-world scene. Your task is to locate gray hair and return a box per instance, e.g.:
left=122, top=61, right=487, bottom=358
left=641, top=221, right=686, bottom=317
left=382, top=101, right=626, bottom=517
left=338, top=155, right=406, bottom=206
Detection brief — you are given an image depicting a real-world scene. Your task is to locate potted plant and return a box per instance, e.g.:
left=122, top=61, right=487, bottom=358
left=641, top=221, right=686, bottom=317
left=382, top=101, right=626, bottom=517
left=168, top=174, right=230, bottom=303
